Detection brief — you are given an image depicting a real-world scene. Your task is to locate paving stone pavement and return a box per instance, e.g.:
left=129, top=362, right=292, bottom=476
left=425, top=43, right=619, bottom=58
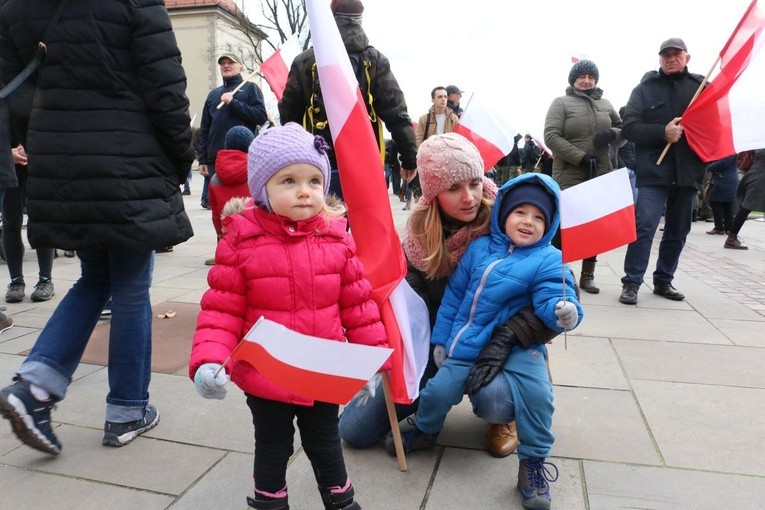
left=1, top=177, right=764, bottom=509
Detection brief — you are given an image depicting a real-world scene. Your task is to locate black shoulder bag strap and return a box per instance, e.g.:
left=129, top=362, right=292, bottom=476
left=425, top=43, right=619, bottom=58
left=0, top=0, right=71, bottom=99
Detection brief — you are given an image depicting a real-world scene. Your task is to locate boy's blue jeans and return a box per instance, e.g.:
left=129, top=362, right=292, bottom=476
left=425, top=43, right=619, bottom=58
left=18, top=249, right=154, bottom=422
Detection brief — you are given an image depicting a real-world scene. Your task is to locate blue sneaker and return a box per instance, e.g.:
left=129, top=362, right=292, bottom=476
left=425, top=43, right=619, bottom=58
left=517, top=458, right=558, bottom=510
left=102, top=404, right=159, bottom=447
left=384, top=417, right=438, bottom=455
left=0, top=377, right=61, bottom=455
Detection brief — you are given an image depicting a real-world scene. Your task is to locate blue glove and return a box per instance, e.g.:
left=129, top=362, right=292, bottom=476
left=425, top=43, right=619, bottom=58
left=433, top=345, right=447, bottom=368
left=353, top=372, right=382, bottom=407
left=555, top=301, right=579, bottom=330
left=194, top=363, right=229, bottom=400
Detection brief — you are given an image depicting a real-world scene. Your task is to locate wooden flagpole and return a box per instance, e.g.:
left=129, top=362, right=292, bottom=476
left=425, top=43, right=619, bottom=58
left=656, top=55, right=721, bottom=165
left=381, top=371, right=407, bottom=471
left=216, top=67, right=261, bottom=110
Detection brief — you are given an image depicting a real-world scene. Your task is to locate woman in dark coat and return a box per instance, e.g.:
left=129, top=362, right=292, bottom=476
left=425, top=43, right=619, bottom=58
left=0, top=0, right=193, bottom=455
left=725, top=149, right=765, bottom=250
left=705, top=155, right=738, bottom=235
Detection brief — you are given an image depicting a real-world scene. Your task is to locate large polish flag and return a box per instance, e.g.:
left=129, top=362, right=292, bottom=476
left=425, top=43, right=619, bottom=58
left=234, top=318, right=393, bottom=405
left=683, top=0, right=765, bottom=161
left=560, top=168, right=636, bottom=263
left=454, top=93, right=519, bottom=171
left=305, top=0, right=429, bottom=404
left=260, top=32, right=302, bottom=101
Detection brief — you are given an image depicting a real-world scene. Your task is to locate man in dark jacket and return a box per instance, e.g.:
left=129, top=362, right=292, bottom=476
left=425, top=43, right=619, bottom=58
left=619, top=38, right=706, bottom=305
left=278, top=0, right=418, bottom=200
left=197, top=53, right=267, bottom=208
left=0, top=0, right=194, bottom=455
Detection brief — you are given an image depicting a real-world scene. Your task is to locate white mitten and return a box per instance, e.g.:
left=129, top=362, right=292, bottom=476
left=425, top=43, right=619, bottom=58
left=354, top=372, right=382, bottom=407
left=194, top=363, right=229, bottom=400
left=555, top=301, right=579, bottom=330
left=433, top=345, right=447, bottom=368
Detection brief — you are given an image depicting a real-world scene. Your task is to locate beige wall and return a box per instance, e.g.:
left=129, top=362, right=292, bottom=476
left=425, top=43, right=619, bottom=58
left=169, top=8, right=265, bottom=127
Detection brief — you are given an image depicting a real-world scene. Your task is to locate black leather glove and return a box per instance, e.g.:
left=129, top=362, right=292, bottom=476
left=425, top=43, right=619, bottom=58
left=464, top=324, right=519, bottom=395
left=580, top=154, right=599, bottom=170
left=593, top=129, right=617, bottom=149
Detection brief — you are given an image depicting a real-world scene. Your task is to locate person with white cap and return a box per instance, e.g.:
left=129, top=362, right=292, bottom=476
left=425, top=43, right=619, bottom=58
left=619, top=38, right=706, bottom=305
left=197, top=52, right=267, bottom=210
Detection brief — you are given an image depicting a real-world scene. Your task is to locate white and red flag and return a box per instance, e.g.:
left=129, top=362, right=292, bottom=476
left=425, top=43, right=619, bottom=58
left=455, top=93, right=520, bottom=171
left=260, top=32, right=302, bottom=101
left=683, top=0, right=765, bottom=161
left=560, top=168, right=636, bottom=263
left=234, top=318, right=393, bottom=405
left=305, top=0, right=429, bottom=404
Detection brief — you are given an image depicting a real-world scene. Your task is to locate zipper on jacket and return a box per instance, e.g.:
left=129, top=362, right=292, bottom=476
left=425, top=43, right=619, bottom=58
left=447, top=245, right=514, bottom=357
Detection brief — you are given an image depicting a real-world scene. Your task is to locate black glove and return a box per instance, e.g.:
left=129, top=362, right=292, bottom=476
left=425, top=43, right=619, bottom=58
left=580, top=154, right=599, bottom=170
left=464, top=324, right=519, bottom=395
left=593, top=129, right=617, bottom=149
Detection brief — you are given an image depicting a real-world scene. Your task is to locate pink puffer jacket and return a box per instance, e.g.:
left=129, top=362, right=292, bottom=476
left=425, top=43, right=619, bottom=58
left=189, top=200, right=389, bottom=405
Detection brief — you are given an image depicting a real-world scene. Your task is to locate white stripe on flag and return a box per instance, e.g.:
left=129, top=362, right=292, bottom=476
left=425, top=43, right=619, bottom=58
left=560, top=168, right=634, bottom=229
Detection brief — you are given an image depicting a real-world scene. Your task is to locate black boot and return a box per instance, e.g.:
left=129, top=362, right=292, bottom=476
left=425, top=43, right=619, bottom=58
left=246, top=493, right=289, bottom=510
left=320, top=484, right=361, bottom=510
left=579, top=260, right=600, bottom=294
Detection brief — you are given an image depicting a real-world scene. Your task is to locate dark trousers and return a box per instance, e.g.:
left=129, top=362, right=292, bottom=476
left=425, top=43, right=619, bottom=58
left=710, top=200, right=734, bottom=232
left=247, top=395, right=348, bottom=494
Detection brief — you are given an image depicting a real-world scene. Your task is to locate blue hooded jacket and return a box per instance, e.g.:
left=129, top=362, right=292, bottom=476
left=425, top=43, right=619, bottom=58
left=431, top=173, right=582, bottom=361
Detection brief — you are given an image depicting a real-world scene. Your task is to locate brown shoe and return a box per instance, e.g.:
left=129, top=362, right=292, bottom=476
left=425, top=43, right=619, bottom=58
left=204, top=257, right=216, bottom=266
left=486, top=421, right=518, bottom=458
left=724, top=234, right=748, bottom=250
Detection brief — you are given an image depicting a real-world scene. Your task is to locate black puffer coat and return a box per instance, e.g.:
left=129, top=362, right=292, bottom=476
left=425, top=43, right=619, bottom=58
left=0, top=0, right=194, bottom=251
left=622, top=68, right=706, bottom=189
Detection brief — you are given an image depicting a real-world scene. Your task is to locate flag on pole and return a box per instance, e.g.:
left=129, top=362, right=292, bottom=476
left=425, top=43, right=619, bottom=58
left=560, top=168, right=636, bottom=263
left=260, top=32, right=302, bottom=101
left=454, top=93, right=519, bottom=171
left=682, top=0, right=765, bottom=161
left=305, top=0, right=429, bottom=404
left=233, top=318, right=393, bottom=405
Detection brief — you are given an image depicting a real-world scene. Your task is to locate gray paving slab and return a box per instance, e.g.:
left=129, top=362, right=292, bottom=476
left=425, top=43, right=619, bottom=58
left=1, top=424, right=224, bottom=495
left=552, top=386, right=661, bottom=465
left=613, top=338, right=765, bottom=388
left=632, top=379, right=765, bottom=476
left=711, top=317, right=765, bottom=347
left=170, top=451, right=254, bottom=510
left=584, top=460, right=765, bottom=510
left=548, top=336, right=629, bottom=390
left=0, top=464, right=175, bottom=510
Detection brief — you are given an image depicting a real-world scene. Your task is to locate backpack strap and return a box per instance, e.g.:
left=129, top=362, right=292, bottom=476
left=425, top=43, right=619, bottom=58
left=0, top=0, right=71, bottom=99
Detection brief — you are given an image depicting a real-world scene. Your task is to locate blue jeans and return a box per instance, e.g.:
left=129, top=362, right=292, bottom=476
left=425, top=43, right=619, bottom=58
left=622, top=185, right=697, bottom=285
left=18, top=249, right=154, bottom=422
left=201, top=162, right=215, bottom=206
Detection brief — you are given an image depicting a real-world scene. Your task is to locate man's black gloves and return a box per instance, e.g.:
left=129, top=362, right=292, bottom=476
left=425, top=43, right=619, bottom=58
left=464, top=324, right=519, bottom=395
left=593, top=129, right=617, bottom=149
left=580, top=154, right=599, bottom=170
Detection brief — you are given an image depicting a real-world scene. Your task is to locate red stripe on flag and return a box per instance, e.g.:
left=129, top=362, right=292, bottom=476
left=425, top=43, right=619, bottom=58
left=233, top=341, right=366, bottom=405
left=261, top=50, right=290, bottom=101
left=454, top=124, right=505, bottom=172
left=561, top=205, right=636, bottom=263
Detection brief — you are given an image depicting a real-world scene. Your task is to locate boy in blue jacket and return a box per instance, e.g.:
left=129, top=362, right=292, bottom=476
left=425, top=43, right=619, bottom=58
left=387, top=173, right=582, bottom=510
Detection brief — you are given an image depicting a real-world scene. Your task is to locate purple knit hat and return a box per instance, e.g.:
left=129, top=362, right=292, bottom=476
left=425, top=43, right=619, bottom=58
left=417, top=133, right=485, bottom=205
left=247, top=122, right=331, bottom=211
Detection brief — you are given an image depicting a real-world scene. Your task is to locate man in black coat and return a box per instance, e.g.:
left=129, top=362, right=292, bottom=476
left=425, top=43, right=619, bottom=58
left=0, top=0, right=194, bottom=455
left=619, top=38, right=706, bottom=305
left=197, top=53, right=267, bottom=208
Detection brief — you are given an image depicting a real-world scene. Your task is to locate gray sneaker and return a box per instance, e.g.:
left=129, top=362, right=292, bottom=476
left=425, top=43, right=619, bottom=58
left=0, top=377, right=61, bottom=455
left=30, top=279, right=55, bottom=302
left=5, top=279, right=25, bottom=303
left=102, top=405, right=159, bottom=447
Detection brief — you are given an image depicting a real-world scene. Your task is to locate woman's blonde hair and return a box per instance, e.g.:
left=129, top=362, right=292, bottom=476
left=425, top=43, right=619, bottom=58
left=407, top=195, right=494, bottom=280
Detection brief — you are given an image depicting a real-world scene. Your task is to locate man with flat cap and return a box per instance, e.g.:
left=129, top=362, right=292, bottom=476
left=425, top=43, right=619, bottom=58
left=446, top=84, right=464, bottom=117
left=618, top=38, right=706, bottom=305
left=197, top=53, right=267, bottom=209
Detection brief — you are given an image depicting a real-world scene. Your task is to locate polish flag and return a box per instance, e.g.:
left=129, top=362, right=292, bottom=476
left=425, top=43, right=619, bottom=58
left=260, top=32, right=302, bottom=101
left=305, top=0, right=429, bottom=404
left=560, top=168, right=636, bottom=263
left=571, top=53, right=587, bottom=63
left=455, top=93, right=519, bottom=171
left=683, top=0, right=765, bottom=161
left=234, top=318, right=393, bottom=405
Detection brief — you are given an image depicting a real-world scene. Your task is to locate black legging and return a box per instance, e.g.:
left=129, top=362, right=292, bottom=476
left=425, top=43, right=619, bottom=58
left=2, top=170, right=54, bottom=282
left=729, top=206, right=751, bottom=236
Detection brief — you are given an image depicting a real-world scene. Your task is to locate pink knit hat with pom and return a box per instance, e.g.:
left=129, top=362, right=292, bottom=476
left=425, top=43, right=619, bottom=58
left=417, top=133, right=485, bottom=205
